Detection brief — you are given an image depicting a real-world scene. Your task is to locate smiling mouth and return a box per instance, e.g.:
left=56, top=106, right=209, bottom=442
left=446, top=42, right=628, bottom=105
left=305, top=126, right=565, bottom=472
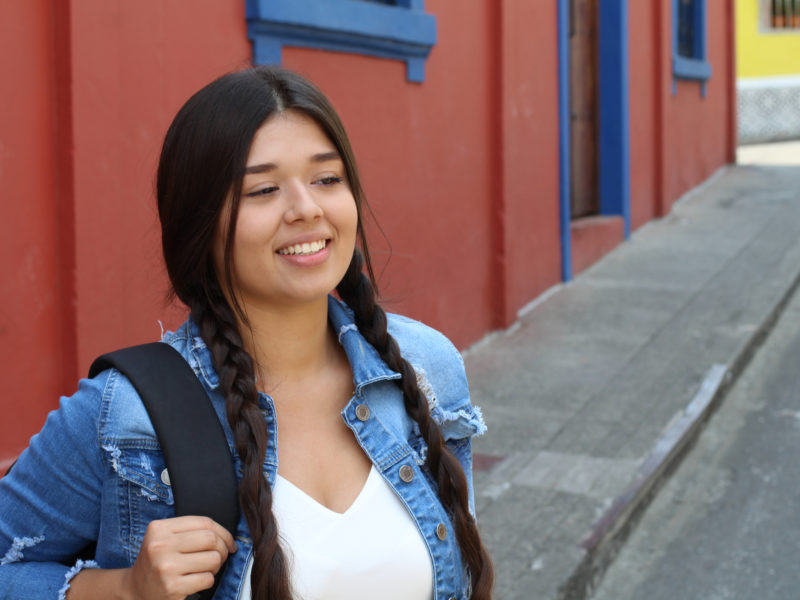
left=276, top=239, right=328, bottom=256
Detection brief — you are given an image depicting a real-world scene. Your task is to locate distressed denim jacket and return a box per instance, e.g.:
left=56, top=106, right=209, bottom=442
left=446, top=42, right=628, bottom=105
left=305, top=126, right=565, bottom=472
left=0, top=297, right=486, bottom=600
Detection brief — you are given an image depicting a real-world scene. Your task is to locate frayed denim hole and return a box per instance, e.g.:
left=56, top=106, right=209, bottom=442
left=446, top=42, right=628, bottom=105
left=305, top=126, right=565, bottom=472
left=112, top=447, right=175, bottom=506
left=58, top=559, right=100, bottom=600
left=0, top=535, right=45, bottom=565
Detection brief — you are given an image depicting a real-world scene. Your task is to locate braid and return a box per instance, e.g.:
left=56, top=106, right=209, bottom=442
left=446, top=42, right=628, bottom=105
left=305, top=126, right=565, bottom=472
left=337, top=250, right=494, bottom=599
left=190, top=287, right=292, bottom=600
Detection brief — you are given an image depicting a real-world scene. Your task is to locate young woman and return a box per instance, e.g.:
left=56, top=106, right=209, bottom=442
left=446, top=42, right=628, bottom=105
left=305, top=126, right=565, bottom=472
left=0, top=66, right=494, bottom=600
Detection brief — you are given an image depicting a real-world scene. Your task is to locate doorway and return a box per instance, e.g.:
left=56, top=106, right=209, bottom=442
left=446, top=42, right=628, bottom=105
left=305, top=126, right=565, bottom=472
left=569, top=0, right=599, bottom=219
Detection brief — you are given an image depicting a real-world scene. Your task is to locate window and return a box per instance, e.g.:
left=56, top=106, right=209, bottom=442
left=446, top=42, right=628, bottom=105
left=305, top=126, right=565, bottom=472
left=671, top=0, right=712, bottom=95
left=676, top=0, right=696, bottom=58
left=763, top=0, right=800, bottom=30
left=246, top=0, right=437, bottom=82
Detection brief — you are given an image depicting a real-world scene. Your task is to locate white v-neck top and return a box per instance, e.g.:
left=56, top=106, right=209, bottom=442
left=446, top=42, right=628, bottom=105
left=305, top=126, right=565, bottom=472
left=240, top=465, right=434, bottom=600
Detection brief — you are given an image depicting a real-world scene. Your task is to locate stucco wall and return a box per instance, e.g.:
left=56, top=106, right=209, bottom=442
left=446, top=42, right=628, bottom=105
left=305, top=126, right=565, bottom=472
left=0, top=0, right=735, bottom=464
left=736, top=0, right=800, bottom=78
left=0, top=0, right=72, bottom=465
left=0, top=1, right=565, bottom=462
left=628, top=0, right=736, bottom=227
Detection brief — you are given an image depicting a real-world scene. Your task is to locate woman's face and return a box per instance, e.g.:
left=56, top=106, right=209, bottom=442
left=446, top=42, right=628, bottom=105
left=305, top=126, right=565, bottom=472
left=214, top=110, right=358, bottom=311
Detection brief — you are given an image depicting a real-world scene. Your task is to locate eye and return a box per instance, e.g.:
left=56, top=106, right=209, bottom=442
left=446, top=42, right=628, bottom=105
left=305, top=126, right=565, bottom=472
left=245, top=185, right=279, bottom=198
left=315, top=175, right=344, bottom=187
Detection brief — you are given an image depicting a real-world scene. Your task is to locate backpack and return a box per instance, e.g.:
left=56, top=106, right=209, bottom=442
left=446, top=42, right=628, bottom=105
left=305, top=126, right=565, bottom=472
left=5, top=343, right=240, bottom=600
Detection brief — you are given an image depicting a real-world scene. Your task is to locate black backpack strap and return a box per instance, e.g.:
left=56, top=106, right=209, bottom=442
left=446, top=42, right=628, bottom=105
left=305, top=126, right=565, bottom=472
left=90, top=342, right=239, bottom=600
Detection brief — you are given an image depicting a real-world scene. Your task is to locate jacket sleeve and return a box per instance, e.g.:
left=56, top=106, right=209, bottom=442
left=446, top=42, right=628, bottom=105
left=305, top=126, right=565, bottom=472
left=0, top=374, right=108, bottom=599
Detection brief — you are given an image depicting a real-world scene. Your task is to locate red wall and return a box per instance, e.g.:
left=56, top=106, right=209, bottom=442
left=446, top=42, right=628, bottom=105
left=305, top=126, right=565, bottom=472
left=0, top=0, right=734, bottom=464
left=68, top=2, right=252, bottom=369
left=0, top=0, right=70, bottom=469
left=281, top=1, right=563, bottom=337
left=663, top=1, right=734, bottom=208
left=628, top=1, right=662, bottom=229
left=0, top=1, right=253, bottom=466
left=498, top=2, right=563, bottom=323
left=628, top=0, right=736, bottom=231
left=280, top=7, right=502, bottom=343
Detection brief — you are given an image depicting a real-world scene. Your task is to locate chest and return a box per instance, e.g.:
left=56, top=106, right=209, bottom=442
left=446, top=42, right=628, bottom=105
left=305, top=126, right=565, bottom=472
left=271, top=378, right=371, bottom=514
left=241, top=465, right=435, bottom=600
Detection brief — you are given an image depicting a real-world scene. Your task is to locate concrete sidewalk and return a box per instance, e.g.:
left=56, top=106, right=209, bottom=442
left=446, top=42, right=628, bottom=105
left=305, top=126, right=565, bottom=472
left=465, top=163, right=800, bottom=599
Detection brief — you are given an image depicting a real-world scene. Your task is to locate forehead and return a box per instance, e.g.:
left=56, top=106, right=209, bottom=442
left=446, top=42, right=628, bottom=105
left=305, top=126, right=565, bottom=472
left=247, top=110, right=337, bottom=165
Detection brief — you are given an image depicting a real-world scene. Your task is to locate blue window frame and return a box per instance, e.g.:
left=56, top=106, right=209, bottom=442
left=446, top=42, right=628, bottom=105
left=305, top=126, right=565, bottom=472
left=672, top=0, right=712, bottom=96
left=246, top=0, right=437, bottom=83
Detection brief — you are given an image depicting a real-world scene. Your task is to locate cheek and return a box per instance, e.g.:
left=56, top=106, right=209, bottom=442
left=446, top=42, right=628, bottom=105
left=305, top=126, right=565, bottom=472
left=342, top=198, right=359, bottom=237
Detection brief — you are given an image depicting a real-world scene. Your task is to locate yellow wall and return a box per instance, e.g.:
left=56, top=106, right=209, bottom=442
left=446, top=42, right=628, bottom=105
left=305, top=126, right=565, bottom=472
left=736, top=0, right=800, bottom=77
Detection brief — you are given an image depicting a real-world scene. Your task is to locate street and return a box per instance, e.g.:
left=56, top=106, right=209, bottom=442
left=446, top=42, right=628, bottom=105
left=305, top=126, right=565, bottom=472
left=466, top=161, right=800, bottom=600
left=591, top=275, right=800, bottom=599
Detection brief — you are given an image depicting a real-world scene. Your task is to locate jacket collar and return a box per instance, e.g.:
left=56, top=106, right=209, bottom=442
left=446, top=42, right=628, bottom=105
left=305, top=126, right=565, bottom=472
left=327, top=295, right=401, bottom=395
left=182, top=296, right=401, bottom=394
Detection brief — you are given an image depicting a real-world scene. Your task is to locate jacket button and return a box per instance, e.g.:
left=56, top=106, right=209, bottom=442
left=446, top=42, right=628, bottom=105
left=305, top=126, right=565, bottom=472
left=399, top=465, right=414, bottom=482
left=436, top=522, right=447, bottom=540
left=355, top=404, right=370, bottom=421
left=160, top=469, right=171, bottom=486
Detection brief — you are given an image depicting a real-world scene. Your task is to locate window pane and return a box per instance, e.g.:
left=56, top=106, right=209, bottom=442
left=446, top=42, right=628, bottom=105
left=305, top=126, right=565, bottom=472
left=678, top=0, right=696, bottom=59
left=773, top=0, right=787, bottom=28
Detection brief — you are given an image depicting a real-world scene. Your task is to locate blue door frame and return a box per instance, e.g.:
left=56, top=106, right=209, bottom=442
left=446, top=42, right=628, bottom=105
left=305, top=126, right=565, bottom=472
left=557, top=0, right=630, bottom=281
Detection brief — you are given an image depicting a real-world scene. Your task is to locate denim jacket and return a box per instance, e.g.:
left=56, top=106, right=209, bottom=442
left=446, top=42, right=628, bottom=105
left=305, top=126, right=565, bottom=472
left=0, top=297, right=486, bottom=600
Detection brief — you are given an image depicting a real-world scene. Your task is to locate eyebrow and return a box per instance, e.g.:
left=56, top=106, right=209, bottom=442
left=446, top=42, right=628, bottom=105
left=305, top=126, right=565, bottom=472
left=244, top=151, right=342, bottom=174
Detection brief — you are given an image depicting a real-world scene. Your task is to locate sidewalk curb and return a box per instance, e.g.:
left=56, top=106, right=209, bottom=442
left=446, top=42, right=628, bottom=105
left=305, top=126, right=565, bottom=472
left=557, top=266, right=800, bottom=600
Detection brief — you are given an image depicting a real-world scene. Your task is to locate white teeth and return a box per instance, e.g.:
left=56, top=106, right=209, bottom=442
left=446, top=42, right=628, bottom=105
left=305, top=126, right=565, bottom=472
left=277, top=239, right=327, bottom=256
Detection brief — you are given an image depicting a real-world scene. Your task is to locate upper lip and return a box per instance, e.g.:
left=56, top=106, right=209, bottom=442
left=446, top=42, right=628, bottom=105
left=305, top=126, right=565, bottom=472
left=276, top=233, right=331, bottom=252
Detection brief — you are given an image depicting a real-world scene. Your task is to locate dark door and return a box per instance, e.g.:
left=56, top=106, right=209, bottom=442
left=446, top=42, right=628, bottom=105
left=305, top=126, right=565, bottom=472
left=569, top=0, right=599, bottom=218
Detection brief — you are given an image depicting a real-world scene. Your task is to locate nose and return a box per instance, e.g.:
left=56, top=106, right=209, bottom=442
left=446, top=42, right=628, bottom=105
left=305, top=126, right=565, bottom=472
left=283, top=180, right=323, bottom=223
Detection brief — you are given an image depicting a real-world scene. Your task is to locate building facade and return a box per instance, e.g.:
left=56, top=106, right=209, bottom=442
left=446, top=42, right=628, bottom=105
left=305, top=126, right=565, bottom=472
left=736, top=0, right=800, bottom=143
left=0, top=0, right=735, bottom=466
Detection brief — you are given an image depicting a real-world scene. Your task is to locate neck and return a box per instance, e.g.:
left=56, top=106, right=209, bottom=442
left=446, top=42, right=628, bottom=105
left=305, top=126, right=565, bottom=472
left=236, top=296, right=338, bottom=392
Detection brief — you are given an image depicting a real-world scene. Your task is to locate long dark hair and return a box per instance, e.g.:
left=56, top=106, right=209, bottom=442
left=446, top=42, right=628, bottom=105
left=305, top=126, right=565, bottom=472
left=156, top=66, right=493, bottom=599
